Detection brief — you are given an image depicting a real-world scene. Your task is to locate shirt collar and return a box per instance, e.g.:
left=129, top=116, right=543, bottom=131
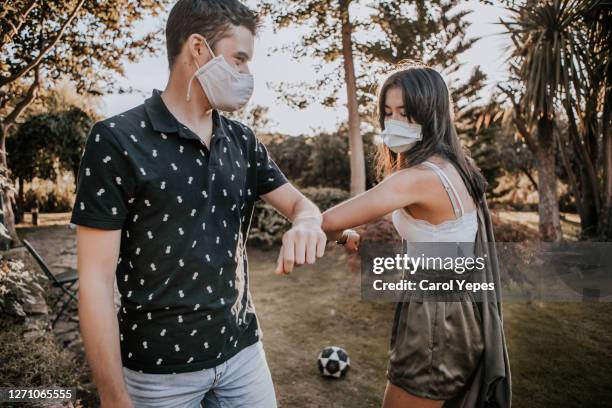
left=144, top=89, right=225, bottom=141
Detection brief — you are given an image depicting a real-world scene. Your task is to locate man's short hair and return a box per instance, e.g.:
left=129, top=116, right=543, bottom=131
left=166, top=0, right=259, bottom=68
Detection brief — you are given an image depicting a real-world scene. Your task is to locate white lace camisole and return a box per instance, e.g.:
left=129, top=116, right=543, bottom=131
left=391, top=161, right=478, bottom=243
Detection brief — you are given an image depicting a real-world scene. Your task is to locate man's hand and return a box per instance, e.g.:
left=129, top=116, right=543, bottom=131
left=274, top=218, right=327, bottom=275
left=259, top=184, right=327, bottom=275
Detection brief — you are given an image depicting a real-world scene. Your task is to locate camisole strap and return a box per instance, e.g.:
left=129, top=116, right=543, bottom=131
left=422, top=161, right=465, bottom=218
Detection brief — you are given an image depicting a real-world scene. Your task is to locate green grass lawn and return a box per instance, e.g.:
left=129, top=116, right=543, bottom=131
left=9, top=214, right=612, bottom=407
left=249, top=247, right=612, bottom=407
left=504, top=303, right=612, bottom=408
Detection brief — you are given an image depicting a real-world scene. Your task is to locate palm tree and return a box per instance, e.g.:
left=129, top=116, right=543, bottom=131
left=582, top=1, right=612, bottom=239
left=500, top=0, right=589, bottom=241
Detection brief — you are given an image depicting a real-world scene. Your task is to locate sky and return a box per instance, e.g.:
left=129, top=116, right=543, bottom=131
left=102, top=0, right=511, bottom=136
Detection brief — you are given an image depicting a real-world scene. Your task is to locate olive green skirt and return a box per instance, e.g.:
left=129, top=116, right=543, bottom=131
left=387, top=290, right=484, bottom=401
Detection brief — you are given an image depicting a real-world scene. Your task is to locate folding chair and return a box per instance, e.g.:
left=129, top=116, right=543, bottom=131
left=22, top=239, right=78, bottom=329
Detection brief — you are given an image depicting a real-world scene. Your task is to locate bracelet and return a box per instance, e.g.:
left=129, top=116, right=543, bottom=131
left=336, top=231, right=349, bottom=245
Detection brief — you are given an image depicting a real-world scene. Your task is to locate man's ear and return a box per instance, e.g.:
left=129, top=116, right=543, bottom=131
left=186, top=33, right=208, bottom=60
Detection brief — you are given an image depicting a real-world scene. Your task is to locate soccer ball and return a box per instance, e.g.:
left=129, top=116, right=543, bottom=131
left=317, top=346, right=350, bottom=378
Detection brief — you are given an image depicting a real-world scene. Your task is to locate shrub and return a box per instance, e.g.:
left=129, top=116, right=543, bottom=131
left=44, top=189, right=73, bottom=212
left=0, top=255, right=43, bottom=317
left=355, top=218, right=400, bottom=244
left=264, top=131, right=379, bottom=190
left=247, top=187, right=350, bottom=247
left=300, top=187, right=350, bottom=211
left=24, top=187, right=73, bottom=212
left=248, top=202, right=288, bottom=247
left=266, top=135, right=314, bottom=186
left=0, top=316, right=95, bottom=404
left=491, top=212, right=537, bottom=242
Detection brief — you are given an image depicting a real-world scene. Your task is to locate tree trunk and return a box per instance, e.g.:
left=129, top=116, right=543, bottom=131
left=578, top=165, right=599, bottom=238
left=339, top=0, right=365, bottom=196
left=599, top=82, right=612, bottom=240
left=536, top=117, right=563, bottom=241
left=15, top=177, right=24, bottom=224
left=556, top=131, right=581, bottom=213
left=0, top=125, right=20, bottom=248
left=580, top=119, right=601, bottom=238
left=0, top=69, right=40, bottom=247
left=562, top=98, right=600, bottom=238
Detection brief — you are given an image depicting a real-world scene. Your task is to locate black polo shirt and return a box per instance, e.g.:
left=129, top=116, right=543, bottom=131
left=70, top=89, right=288, bottom=373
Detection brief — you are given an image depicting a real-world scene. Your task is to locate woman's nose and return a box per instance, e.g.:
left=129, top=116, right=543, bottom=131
left=391, top=112, right=404, bottom=121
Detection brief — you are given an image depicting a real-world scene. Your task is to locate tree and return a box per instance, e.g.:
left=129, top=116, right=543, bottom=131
left=580, top=0, right=612, bottom=239
left=0, top=164, right=15, bottom=243
left=261, top=0, right=485, bottom=196
left=260, top=0, right=366, bottom=196
left=8, top=106, right=93, bottom=219
left=230, top=104, right=275, bottom=135
left=0, top=0, right=170, bottom=245
left=468, top=94, right=537, bottom=200
left=499, top=0, right=611, bottom=240
left=358, top=1, right=483, bottom=114
left=498, top=0, right=585, bottom=241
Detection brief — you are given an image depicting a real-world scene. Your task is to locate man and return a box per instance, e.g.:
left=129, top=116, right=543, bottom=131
left=71, top=1, right=326, bottom=406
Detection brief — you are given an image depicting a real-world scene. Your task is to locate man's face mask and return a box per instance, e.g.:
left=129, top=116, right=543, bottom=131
left=380, top=119, right=423, bottom=153
left=186, top=39, right=254, bottom=112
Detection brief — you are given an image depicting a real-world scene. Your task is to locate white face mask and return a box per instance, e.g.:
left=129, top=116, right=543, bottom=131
left=186, top=40, right=254, bottom=112
left=380, top=119, right=423, bottom=153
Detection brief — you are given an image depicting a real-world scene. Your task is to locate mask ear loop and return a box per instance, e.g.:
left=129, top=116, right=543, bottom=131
left=400, top=237, right=407, bottom=303
left=186, top=39, right=216, bottom=102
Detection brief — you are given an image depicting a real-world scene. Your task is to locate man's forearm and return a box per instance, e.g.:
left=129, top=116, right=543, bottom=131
left=79, top=278, right=132, bottom=407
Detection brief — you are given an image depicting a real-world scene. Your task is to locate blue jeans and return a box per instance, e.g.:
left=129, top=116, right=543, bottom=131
left=122, top=341, right=277, bottom=408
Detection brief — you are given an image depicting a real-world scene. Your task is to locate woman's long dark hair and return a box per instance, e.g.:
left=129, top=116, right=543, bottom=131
left=375, top=62, right=487, bottom=206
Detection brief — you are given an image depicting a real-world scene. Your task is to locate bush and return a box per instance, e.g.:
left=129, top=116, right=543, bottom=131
left=0, top=255, right=43, bottom=317
left=248, top=202, right=288, bottom=247
left=24, top=187, right=73, bottom=212
left=355, top=218, right=400, bottom=244
left=0, top=316, right=95, bottom=405
left=0, top=316, right=81, bottom=387
left=266, top=135, right=314, bottom=186
left=491, top=212, right=538, bottom=242
left=303, top=134, right=350, bottom=190
left=301, top=187, right=350, bottom=211
left=247, top=187, right=350, bottom=247
left=265, top=131, right=379, bottom=190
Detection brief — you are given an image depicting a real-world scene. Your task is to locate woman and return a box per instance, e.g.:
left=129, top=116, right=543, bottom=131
left=323, top=63, right=511, bottom=408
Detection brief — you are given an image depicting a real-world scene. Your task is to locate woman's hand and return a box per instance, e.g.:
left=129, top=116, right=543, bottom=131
left=338, top=229, right=360, bottom=252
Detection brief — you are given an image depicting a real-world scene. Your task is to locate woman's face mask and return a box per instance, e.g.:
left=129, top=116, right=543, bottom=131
left=380, top=119, right=423, bottom=153
left=186, top=39, right=254, bottom=112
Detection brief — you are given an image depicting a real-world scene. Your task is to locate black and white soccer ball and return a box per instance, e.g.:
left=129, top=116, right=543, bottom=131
left=317, top=346, right=350, bottom=378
